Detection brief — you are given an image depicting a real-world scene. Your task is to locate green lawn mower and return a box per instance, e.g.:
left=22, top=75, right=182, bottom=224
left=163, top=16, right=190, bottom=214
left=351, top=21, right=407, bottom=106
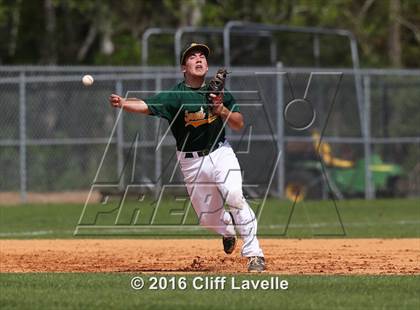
left=284, top=132, right=406, bottom=201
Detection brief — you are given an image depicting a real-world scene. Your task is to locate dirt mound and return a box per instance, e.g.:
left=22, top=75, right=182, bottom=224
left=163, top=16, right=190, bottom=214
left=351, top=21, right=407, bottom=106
left=1, top=239, right=419, bottom=274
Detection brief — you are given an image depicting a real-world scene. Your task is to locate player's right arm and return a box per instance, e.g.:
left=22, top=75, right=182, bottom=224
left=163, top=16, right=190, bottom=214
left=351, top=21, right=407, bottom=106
left=109, top=94, right=151, bottom=114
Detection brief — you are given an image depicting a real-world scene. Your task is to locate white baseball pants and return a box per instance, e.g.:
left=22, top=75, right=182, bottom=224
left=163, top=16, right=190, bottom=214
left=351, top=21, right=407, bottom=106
left=177, top=141, right=264, bottom=257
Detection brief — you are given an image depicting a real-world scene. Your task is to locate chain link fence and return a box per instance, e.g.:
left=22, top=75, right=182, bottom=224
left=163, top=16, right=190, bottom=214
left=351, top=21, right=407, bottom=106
left=1, top=66, right=419, bottom=202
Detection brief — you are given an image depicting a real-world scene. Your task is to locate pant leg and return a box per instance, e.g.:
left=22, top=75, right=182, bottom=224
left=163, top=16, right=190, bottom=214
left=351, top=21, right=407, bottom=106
left=210, top=144, right=264, bottom=257
left=178, top=153, right=235, bottom=237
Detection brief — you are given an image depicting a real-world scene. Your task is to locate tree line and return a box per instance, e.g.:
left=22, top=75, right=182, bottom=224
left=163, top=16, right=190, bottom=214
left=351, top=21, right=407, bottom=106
left=0, top=0, right=419, bottom=67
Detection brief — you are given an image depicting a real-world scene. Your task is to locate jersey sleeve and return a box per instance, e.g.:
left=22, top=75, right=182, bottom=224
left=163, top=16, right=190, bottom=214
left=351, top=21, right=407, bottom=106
left=223, top=90, right=240, bottom=113
left=144, top=90, right=178, bottom=121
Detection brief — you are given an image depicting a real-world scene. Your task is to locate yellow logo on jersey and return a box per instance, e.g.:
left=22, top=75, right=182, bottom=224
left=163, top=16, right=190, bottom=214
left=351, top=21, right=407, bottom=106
left=184, top=106, right=218, bottom=128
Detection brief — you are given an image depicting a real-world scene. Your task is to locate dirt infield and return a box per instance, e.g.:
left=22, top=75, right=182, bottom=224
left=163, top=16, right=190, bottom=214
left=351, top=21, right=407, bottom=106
left=1, top=239, right=419, bottom=274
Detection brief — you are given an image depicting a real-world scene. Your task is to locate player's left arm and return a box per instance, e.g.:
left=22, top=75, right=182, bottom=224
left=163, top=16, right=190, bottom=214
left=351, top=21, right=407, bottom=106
left=210, top=93, right=244, bottom=132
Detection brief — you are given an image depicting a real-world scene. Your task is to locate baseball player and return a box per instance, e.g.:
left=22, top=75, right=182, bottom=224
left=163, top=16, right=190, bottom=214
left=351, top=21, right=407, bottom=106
left=109, top=43, right=265, bottom=272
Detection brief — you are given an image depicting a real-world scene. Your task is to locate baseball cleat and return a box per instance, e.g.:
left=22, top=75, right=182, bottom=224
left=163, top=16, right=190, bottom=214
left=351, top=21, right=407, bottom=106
left=247, top=256, right=266, bottom=272
left=222, top=236, right=236, bottom=254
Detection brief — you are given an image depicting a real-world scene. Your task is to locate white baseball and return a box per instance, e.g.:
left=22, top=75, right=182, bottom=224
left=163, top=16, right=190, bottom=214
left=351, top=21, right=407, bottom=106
left=82, top=74, right=94, bottom=86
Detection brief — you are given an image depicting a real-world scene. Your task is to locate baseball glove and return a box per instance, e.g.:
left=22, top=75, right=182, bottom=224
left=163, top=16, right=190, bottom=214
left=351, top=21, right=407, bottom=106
left=207, top=68, right=229, bottom=110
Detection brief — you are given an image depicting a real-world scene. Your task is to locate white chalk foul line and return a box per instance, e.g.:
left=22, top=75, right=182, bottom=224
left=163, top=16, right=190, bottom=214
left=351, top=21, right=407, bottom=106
left=1, top=220, right=419, bottom=236
left=0, top=230, right=73, bottom=237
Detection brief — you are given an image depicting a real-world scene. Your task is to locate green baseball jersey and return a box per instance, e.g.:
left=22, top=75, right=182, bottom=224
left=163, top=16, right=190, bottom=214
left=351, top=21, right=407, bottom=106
left=145, top=81, right=239, bottom=152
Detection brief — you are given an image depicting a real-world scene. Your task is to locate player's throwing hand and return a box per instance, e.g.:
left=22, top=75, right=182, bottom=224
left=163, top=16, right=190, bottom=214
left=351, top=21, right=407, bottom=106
left=109, top=94, right=124, bottom=108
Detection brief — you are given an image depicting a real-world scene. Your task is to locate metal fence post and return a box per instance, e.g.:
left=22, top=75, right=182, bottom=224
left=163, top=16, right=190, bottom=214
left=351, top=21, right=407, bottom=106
left=363, top=75, right=375, bottom=199
left=270, top=34, right=277, bottom=65
left=313, top=34, right=320, bottom=67
left=115, top=80, right=124, bottom=190
left=276, top=62, right=285, bottom=198
left=155, top=75, right=162, bottom=198
left=19, top=72, right=27, bottom=203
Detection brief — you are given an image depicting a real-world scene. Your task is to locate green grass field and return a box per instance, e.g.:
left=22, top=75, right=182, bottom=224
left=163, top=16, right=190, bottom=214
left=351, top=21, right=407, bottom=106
left=0, top=199, right=419, bottom=238
left=1, top=274, right=419, bottom=310
left=1, top=198, right=419, bottom=309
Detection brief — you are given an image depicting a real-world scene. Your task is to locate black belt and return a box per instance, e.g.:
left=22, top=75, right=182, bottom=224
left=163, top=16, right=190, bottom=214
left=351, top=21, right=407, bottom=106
left=184, top=140, right=224, bottom=158
left=184, top=150, right=209, bottom=158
